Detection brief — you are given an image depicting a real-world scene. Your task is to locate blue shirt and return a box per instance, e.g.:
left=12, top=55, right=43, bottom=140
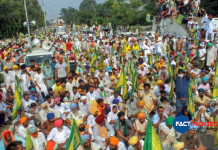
left=29, top=94, right=44, bottom=104
left=175, top=75, right=190, bottom=99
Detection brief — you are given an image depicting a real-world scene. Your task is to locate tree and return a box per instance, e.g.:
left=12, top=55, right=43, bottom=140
left=0, top=0, right=45, bottom=38
left=200, top=0, right=218, bottom=17
left=59, top=7, right=79, bottom=24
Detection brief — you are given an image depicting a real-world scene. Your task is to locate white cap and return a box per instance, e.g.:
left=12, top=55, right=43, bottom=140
left=81, top=96, right=86, bottom=100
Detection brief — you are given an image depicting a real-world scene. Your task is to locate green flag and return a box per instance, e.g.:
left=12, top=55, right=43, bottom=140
left=143, top=117, right=163, bottom=150
left=130, top=68, right=138, bottom=100
left=176, top=14, right=184, bottom=25
left=11, top=77, right=22, bottom=120
left=212, top=61, right=218, bottom=99
left=187, top=82, right=196, bottom=118
left=26, top=129, right=33, bottom=150
left=115, top=65, right=125, bottom=90
left=65, top=119, right=83, bottom=150
left=96, top=54, right=104, bottom=70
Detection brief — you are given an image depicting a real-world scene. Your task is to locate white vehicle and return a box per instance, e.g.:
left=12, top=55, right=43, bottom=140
left=23, top=40, right=55, bottom=67
left=54, top=26, right=66, bottom=36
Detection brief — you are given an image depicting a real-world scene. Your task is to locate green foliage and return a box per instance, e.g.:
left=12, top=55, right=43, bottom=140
left=200, top=0, right=218, bottom=17
left=0, top=0, right=45, bottom=38
left=59, top=0, right=156, bottom=27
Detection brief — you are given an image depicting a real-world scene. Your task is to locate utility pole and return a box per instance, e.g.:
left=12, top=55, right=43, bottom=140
left=44, top=11, right=47, bottom=30
left=23, top=0, right=31, bottom=44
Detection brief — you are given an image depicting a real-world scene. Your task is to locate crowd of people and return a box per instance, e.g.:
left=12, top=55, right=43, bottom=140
left=0, top=8, right=218, bottom=150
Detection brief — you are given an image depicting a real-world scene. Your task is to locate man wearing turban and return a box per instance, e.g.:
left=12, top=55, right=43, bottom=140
left=87, top=106, right=99, bottom=128
left=41, top=113, right=56, bottom=136
left=97, top=83, right=113, bottom=103
left=106, top=136, right=126, bottom=150
left=158, top=117, right=178, bottom=150
left=47, top=119, right=71, bottom=148
left=17, top=116, right=29, bottom=139
left=39, top=102, right=60, bottom=124
left=114, top=111, right=135, bottom=148
left=66, top=103, right=86, bottom=125
left=179, top=125, right=205, bottom=149
left=53, top=97, right=70, bottom=120
left=93, top=114, right=115, bottom=149
left=42, top=59, right=54, bottom=88
left=76, top=134, right=101, bottom=150
left=134, top=113, right=148, bottom=139
left=28, top=125, right=46, bottom=150
left=0, top=130, right=26, bottom=149
left=96, top=98, right=111, bottom=116
left=127, top=136, right=143, bottom=150
left=139, top=83, right=157, bottom=113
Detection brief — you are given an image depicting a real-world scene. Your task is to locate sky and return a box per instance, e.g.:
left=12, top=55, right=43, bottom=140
left=38, top=0, right=106, bottom=20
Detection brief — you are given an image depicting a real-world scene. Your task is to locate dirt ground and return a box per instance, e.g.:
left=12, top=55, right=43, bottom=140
left=198, top=129, right=217, bottom=150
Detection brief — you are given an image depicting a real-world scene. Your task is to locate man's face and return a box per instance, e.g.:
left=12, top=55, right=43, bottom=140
left=23, top=121, right=28, bottom=128
left=158, top=108, right=164, bottom=116
left=114, top=93, right=119, bottom=98
left=188, top=130, right=195, bottom=138
left=50, top=117, right=55, bottom=123
left=73, top=107, right=78, bottom=112
left=82, top=99, right=87, bottom=104
left=5, top=134, right=11, bottom=142
left=31, top=62, right=35, bottom=65
left=89, top=87, right=94, bottom=93
left=84, top=139, right=92, bottom=149
left=113, top=107, right=118, bottom=114
left=49, top=90, right=53, bottom=96
left=110, top=144, right=117, bottom=150
left=16, top=144, right=24, bottom=150
left=24, top=95, right=29, bottom=101
left=73, top=89, right=77, bottom=93
left=119, top=115, right=125, bottom=122
left=139, top=118, right=145, bottom=124
left=199, top=92, right=204, bottom=97
left=144, top=86, right=150, bottom=91
left=94, top=111, right=98, bottom=117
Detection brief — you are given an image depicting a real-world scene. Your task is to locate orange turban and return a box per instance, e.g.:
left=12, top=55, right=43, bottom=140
left=110, top=136, right=119, bottom=146
left=211, top=62, right=215, bottom=66
left=90, top=106, right=99, bottom=115
left=137, top=112, right=146, bottom=119
left=20, top=116, right=27, bottom=124
left=137, top=100, right=145, bottom=107
left=55, top=54, right=59, bottom=58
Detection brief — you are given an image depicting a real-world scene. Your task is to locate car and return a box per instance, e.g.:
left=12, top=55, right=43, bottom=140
left=23, top=48, right=55, bottom=67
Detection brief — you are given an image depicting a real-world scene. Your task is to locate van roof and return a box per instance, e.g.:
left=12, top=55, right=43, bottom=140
left=26, top=48, right=54, bottom=56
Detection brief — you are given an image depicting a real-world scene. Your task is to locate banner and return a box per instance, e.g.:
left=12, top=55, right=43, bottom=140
left=146, top=13, right=151, bottom=22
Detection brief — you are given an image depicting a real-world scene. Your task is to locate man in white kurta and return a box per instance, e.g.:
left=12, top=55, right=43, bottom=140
left=28, top=125, right=46, bottom=150
left=22, top=94, right=39, bottom=113
left=2, top=66, right=14, bottom=92
left=206, top=15, right=216, bottom=41
left=53, top=98, right=70, bottom=120
left=34, top=68, right=48, bottom=96
left=47, top=119, right=71, bottom=148
left=93, top=114, right=115, bottom=149
left=206, top=45, right=217, bottom=67
left=78, top=96, right=91, bottom=115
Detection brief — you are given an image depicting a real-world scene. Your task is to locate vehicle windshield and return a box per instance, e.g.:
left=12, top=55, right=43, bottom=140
left=24, top=54, right=51, bottom=67
left=55, top=27, right=66, bottom=32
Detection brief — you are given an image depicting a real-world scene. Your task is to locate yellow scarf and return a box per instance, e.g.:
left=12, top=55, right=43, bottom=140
left=96, top=124, right=108, bottom=147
